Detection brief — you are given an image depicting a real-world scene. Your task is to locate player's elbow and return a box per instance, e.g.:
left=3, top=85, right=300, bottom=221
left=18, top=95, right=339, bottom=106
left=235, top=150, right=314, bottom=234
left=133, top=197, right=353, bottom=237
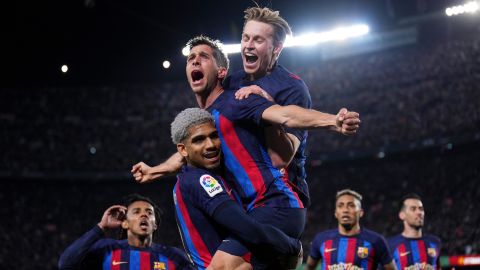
left=58, top=254, right=76, bottom=270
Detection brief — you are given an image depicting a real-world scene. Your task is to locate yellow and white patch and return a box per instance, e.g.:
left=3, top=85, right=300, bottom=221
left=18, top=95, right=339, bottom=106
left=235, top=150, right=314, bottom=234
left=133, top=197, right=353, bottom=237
left=427, top=248, right=437, bottom=258
left=200, top=174, right=223, bottom=197
left=357, top=247, right=369, bottom=258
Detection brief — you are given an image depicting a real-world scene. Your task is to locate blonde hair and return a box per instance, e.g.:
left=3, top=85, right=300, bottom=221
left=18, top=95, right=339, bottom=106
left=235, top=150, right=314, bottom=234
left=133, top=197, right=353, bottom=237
left=243, top=7, right=292, bottom=47
left=336, top=189, right=363, bottom=208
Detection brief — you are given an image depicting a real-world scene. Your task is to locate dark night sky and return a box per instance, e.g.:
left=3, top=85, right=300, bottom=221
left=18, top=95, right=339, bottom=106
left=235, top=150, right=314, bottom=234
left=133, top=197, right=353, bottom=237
left=13, top=0, right=455, bottom=86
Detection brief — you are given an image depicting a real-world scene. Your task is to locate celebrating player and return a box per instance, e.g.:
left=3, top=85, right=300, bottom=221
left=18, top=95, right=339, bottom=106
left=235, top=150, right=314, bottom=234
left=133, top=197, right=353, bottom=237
left=171, top=108, right=302, bottom=269
left=58, top=194, right=193, bottom=269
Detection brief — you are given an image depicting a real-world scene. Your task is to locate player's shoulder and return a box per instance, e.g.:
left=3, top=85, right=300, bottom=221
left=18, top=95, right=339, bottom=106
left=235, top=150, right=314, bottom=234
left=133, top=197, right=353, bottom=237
left=92, top=238, right=128, bottom=251
left=177, top=166, right=224, bottom=192
left=423, top=234, right=441, bottom=244
left=314, top=228, right=338, bottom=241
left=387, top=234, right=404, bottom=242
left=151, top=243, right=186, bottom=256
left=360, top=228, right=388, bottom=242
left=274, top=65, right=308, bottom=87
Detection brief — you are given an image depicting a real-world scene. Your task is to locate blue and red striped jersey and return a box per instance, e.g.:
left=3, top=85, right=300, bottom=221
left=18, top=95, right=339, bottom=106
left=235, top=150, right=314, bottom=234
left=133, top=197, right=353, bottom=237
left=207, top=89, right=304, bottom=211
left=58, top=226, right=193, bottom=270
left=173, top=166, right=237, bottom=269
left=224, top=64, right=312, bottom=207
left=388, top=234, right=441, bottom=270
left=309, top=228, right=393, bottom=270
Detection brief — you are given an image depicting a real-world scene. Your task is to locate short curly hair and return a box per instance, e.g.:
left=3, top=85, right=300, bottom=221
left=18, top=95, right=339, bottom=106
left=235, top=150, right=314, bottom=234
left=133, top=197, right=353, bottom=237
left=171, top=108, right=214, bottom=144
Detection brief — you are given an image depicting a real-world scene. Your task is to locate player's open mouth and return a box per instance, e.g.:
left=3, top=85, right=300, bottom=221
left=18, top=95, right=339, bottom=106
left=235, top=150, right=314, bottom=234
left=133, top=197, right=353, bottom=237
left=191, top=70, right=204, bottom=82
left=244, top=53, right=258, bottom=64
left=140, top=220, right=149, bottom=229
left=204, top=151, right=220, bottom=160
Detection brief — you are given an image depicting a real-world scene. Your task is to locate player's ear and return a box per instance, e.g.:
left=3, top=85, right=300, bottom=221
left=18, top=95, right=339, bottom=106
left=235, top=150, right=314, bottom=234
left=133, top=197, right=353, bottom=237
left=399, top=211, right=406, bottom=221
left=217, top=67, right=227, bottom=80
left=177, top=143, right=188, bottom=158
left=121, top=219, right=129, bottom=230
left=273, top=41, right=283, bottom=59
left=359, top=208, right=364, bottom=218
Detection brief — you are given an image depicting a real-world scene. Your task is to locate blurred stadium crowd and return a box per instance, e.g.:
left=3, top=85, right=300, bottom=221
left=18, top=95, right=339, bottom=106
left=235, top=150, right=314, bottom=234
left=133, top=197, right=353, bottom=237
left=1, top=34, right=479, bottom=269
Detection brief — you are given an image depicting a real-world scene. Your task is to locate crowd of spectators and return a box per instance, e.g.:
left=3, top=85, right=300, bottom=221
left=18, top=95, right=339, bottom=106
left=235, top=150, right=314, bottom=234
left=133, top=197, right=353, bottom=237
left=1, top=34, right=479, bottom=268
left=1, top=36, right=479, bottom=172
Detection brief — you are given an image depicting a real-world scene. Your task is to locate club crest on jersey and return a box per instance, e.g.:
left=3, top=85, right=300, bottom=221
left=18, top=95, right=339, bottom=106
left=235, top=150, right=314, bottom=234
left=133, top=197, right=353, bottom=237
left=357, top=247, right=369, bottom=258
left=154, top=261, right=166, bottom=269
left=200, top=174, right=223, bottom=197
left=427, top=248, right=437, bottom=257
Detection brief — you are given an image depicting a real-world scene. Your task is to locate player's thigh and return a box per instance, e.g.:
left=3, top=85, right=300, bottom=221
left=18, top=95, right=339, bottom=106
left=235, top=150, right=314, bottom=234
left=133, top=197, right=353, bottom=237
left=248, top=206, right=306, bottom=238
left=208, top=250, right=251, bottom=270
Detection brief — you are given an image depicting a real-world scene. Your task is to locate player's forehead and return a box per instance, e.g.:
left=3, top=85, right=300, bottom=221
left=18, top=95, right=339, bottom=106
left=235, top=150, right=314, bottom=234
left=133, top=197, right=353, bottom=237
left=187, top=122, right=216, bottom=138
left=404, top=198, right=423, bottom=208
left=336, top=194, right=357, bottom=205
left=128, top=200, right=154, bottom=211
left=189, top=44, right=214, bottom=56
left=243, top=20, right=274, bottom=39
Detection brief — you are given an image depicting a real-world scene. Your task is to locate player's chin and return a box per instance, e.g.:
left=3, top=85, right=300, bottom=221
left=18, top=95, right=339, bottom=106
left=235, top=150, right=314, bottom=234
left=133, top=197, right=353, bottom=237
left=204, top=159, right=221, bottom=170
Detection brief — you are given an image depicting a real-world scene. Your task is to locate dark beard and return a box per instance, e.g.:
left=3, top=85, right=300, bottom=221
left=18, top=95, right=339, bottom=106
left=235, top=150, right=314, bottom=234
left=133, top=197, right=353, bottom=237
left=341, top=223, right=354, bottom=231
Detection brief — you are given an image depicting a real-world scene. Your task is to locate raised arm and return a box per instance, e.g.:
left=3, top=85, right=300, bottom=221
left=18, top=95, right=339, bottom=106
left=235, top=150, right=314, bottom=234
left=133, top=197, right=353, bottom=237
left=58, top=205, right=127, bottom=269
left=262, top=105, right=360, bottom=135
left=131, top=152, right=185, bottom=184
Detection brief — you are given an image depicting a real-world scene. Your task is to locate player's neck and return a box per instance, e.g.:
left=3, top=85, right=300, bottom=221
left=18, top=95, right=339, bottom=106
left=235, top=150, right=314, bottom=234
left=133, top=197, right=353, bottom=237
left=196, top=85, right=224, bottom=109
left=128, top=234, right=153, bottom=248
left=402, top=225, right=423, bottom=238
left=338, top=223, right=361, bottom=236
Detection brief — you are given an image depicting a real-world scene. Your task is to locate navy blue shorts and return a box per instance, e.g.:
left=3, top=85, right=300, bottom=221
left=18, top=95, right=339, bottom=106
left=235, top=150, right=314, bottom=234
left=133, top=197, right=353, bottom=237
left=217, top=206, right=306, bottom=266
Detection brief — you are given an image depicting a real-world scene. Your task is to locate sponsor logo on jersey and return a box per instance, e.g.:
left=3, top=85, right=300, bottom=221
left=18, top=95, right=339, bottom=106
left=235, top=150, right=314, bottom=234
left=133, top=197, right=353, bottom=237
left=200, top=174, right=223, bottom=197
left=324, top=248, right=337, bottom=253
left=400, top=251, right=411, bottom=257
left=405, top=263, right=435, bottom=270
left=112, top=260, right=128, bottom=266
left=427, top=248, right=437, bottom=257
left=328, top=263, right=363, bottom=270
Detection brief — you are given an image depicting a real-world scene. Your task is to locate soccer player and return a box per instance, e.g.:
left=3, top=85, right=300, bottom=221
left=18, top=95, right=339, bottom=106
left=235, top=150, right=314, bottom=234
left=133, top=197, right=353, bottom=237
left=58, top=194, right=193, bottom=270
left=388, top=193, right=441, bottom=270
left=171, top=108, right=302, bottom=270
left=305, top=189, right=396, bottom=270
left=226, top=7, right=314, bottom=208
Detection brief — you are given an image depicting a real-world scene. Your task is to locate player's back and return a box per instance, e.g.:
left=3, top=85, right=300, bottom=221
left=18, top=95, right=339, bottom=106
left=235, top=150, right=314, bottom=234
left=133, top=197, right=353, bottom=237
left=207, top=90, right=304, bottom=211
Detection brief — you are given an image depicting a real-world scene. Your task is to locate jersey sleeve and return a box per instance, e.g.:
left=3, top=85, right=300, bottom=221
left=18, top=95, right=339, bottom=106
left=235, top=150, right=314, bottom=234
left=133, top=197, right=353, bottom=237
left=278, top=83, right=312, bottom=142
left=374, top=235, right=394, bottom=266
left=309, top=233, right=324, bottom=260
left=180, top=170, right=234, bottom=217
left=58, top=225, right=106, bottom=269
left=166, top=246, right=195, bottom=269
left=229, top=93, right=275, bottom=125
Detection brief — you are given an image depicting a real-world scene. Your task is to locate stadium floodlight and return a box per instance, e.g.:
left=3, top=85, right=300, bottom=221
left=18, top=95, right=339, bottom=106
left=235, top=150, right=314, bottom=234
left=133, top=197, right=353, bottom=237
left=445, top=1, right=479, bottom=16
left=181, top=24, right=369, bottom=56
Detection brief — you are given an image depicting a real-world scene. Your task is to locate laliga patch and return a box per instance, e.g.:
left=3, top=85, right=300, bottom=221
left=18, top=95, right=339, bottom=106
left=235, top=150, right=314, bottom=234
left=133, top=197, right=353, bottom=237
left=199, top=174, right=223, bottom=197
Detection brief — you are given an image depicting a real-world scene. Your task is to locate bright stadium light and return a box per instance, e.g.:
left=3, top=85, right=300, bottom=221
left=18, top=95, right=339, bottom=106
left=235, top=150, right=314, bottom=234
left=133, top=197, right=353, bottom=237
left=162, top=60, right=171, bottom=69
left=61, top=64, right=69, bottom=73
left=445, top=1, right=479, bottom=16
left=181, top=24, right=369, bottom=56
